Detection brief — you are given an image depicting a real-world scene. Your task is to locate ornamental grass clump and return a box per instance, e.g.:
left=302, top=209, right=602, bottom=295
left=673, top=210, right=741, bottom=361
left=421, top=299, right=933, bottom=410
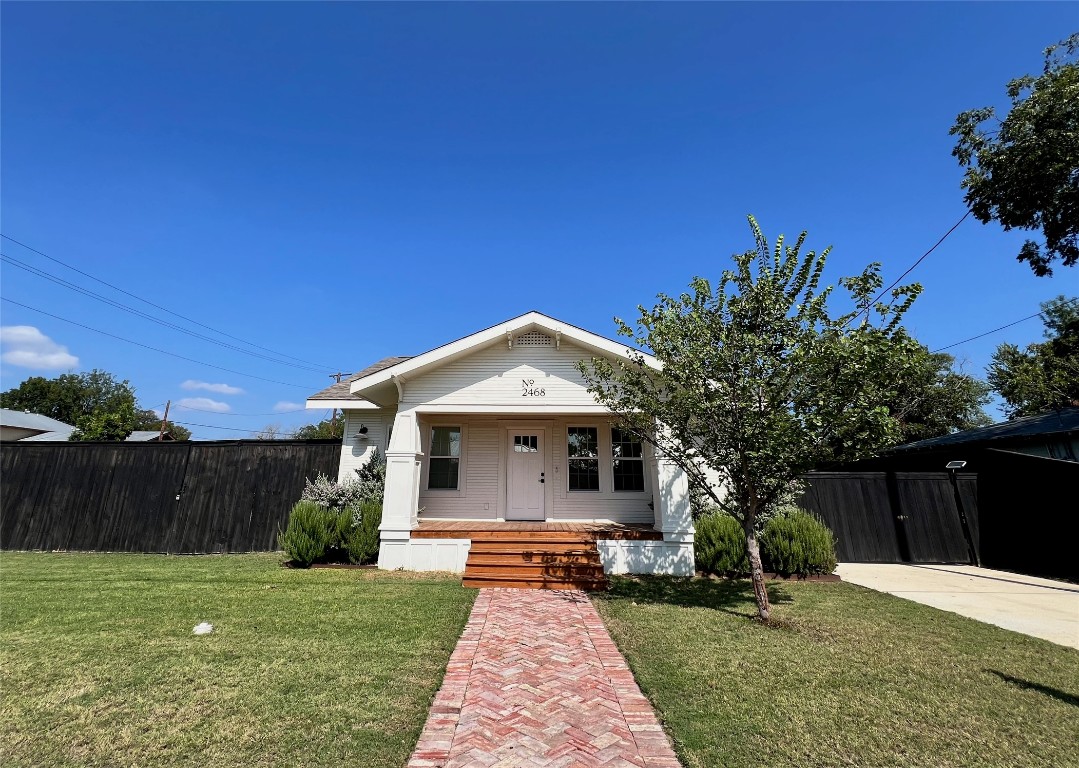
left=760, top=507, right=838, bottom=576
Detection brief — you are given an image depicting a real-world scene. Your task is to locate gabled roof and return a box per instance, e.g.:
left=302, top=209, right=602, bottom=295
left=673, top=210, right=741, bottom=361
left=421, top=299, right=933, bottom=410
left=342, top=311, right=657, bottom=407
left=307, top=357, right=413, bottom=405
left=890, top=407, right=1079, bottom=453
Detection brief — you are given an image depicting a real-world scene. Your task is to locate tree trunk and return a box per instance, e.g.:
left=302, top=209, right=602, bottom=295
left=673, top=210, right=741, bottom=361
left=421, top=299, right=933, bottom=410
left=744, top=518, right=771, bottom=622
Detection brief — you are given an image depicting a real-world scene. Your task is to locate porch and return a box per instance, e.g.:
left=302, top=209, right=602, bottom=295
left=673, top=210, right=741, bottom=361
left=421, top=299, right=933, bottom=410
left=412, top=520, right=664, bottom=540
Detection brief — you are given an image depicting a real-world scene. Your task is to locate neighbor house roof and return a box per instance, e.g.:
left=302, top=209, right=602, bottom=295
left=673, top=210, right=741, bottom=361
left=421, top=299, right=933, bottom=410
left=889, top=407, right=1079, bottom=453
left=0, top=408, right=74, bottom=433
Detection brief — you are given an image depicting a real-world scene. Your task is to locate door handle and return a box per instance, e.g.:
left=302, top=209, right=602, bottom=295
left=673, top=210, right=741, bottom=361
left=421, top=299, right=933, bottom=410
left=540, top=472, right=545, bottom=484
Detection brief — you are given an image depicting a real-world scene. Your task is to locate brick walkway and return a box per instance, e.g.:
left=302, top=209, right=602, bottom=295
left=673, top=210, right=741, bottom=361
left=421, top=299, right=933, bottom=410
left=408, top=588, right=681, bottom=768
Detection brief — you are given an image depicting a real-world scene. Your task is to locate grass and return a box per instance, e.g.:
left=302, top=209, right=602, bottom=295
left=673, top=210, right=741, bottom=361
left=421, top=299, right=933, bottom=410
left=0, top=553, right=475, bottom=768
left=595, top=576, right=1079, bottom=768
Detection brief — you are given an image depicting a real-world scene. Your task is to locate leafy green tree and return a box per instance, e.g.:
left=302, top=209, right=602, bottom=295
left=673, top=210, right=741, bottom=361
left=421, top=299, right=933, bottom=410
left=1, top=370, right=136, bottom=426
left=133, top=408, right=192, bottom=441
left=292, top=419, right=345, bottom=440
left=70, top=400, right=138, bottom=442
left=889, top=346, right=992, bottom=443
left=579, top=217, right=923, bottom=621
left=988, top=296, right=1079, bottom=417
left=950, top=33, right=1079, bottom=276
left=0, top=369, right=188, bottom=441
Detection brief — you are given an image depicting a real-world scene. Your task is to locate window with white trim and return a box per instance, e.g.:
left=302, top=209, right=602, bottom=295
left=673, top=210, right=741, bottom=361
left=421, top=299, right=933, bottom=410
left=611, top=428, right=645, bottom=491
left=428, top=426, right=461, bottom=490
left=567, top=427, right=600, bottom=491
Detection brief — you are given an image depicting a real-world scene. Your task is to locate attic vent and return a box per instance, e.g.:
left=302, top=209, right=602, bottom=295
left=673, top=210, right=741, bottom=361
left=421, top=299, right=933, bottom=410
left=515, top=330, right=554, bottom=347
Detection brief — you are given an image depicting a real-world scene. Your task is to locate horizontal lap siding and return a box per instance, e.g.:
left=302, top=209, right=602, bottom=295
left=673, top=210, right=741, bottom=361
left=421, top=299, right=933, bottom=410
left=405, top=341, right=599, bottom=406
left=338, top=409, right=392, bottom=481
left=419, top=421, right=499, bottom=519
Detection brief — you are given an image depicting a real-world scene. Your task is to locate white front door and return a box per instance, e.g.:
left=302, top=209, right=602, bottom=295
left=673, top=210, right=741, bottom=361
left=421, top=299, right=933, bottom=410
left=507, top=431, right=545, bottom=520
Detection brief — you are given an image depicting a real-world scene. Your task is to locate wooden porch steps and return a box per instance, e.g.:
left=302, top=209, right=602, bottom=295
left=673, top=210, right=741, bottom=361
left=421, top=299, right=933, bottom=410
left=462, top=533, right=608, bottom=591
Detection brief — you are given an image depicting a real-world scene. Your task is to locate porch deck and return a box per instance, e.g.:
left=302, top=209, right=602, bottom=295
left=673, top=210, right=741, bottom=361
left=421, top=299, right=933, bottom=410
left=413, top=520, right=663, bottom=541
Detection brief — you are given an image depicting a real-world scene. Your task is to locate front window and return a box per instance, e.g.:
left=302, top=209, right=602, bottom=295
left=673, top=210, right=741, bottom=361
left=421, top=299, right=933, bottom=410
left=567, top=427, right=600, bottom=491
left=611, top=428, right=645, bottom=491
left=428, top=426, right=461, bottom=489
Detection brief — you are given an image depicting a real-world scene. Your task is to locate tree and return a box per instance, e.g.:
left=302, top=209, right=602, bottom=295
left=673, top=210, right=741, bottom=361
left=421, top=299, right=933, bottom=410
left=292, top=419, right=345, bottom=440
left=70, top=400, right=138, bottom=442
left=888, top=346, right=992, bottom=443
left=988, top=296, right=1079, bottom=417
left=950, top=33, right=1079, bottom=276
left=253, top=423, right=287, bottom=439
left=0, top=370, right=136, bottom=426
left=133, top=408, right=192, bottom=441
left=579, top=217, right=923, bottom=621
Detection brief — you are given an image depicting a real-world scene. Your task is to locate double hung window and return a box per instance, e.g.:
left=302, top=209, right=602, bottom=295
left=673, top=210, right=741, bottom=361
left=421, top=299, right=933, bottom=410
left=611, top=428, right=645, bottom=491
left=566, top=426, right=646, bottom=493
left=567, top=427, right=600, bottom=491
left=428, top=426, right=461, bottom=489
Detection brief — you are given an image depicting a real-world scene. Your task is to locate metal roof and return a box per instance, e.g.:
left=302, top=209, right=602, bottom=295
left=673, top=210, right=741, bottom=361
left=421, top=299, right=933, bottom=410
left=890, top=407, right=1079, bottom=453
left=0, top=408, right=75, bottom=432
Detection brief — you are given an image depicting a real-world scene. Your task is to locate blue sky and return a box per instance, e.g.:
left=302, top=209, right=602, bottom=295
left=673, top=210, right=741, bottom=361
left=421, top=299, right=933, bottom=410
left=2, top=2, right=1076, bottom=437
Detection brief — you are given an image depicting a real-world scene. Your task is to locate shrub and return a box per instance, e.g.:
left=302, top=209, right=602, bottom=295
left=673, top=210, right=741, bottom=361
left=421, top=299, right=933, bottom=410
left=354, top=448, right=386, bottom=504
left=760, top=507, right=838, bottom=576
left=345, top=501, right=382, bottom=565
left=278, top=501, right=340, bottom=567
left=300, top=472, right=366, bottom=510
left=694, top=513, right=748, bottom=576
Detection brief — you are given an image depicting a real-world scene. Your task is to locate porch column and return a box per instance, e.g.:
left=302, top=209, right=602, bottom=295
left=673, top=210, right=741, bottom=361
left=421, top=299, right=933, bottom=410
left=379, top=408, right=423, bottom=569
left=654, top=452, right=693, bottom=542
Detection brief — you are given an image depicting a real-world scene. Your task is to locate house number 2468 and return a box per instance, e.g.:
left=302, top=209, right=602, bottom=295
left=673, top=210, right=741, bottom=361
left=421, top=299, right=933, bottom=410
left=522, top=379, right=545, bottom=397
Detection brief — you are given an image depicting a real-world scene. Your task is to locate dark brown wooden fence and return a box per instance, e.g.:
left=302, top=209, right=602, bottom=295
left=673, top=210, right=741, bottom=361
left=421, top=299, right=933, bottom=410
left=799, top=471, right=980, bottom=564
left=0, top=440, right=341, bottom=553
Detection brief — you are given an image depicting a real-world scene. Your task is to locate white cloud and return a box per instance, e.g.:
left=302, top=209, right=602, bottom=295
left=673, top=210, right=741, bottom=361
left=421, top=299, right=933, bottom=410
left=0, top=326, right=79, bottom=370
left=177, top=397, right=231, bottom=413
left=273, top=401, right=305, bottom=412
left=181, top=380, right=244, bottom=395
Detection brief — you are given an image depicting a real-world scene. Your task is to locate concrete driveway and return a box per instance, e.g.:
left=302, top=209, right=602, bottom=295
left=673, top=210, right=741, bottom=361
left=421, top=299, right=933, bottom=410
left=836, top=563, right=1079, bottom=650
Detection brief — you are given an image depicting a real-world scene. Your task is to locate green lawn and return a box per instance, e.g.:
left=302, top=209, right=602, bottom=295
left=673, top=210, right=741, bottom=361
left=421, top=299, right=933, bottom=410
left=595, top=576, right=1079, bottom=768
left=0, top=553, right=475, bottom=768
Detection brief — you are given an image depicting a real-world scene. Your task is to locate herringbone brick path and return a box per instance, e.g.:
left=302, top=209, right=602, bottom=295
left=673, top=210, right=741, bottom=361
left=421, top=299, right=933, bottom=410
left=408, top=588, right=681, bottom=768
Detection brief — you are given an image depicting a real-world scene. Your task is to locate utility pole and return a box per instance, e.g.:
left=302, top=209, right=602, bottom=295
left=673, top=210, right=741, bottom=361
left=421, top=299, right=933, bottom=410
left=158, top=400, right=171, bottom=442
left=328, top=372, right=353, bottom=431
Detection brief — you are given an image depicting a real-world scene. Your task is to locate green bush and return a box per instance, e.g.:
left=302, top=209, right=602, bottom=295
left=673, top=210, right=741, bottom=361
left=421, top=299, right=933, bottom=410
left=694, top=513, right=748, bottom=575
left=760, top=507, right=838, bottom=576
left=345, top=501, right=382, bottom=565
left=278, top=501, right=341, bottom=567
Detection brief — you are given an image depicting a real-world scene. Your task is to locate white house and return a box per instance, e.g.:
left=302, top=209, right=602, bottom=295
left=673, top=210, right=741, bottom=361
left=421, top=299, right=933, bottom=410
left=307, top=312, right=695, bottom=586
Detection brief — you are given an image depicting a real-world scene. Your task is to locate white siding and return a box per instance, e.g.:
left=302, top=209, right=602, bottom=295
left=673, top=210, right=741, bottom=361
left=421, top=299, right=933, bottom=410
left=415, top=416, right=654, bottom=524
left=338, top=408, right=394, bottom=482
left=404, top=340, right=601, bottom=408
left=418, top=418, right=500, bottom=519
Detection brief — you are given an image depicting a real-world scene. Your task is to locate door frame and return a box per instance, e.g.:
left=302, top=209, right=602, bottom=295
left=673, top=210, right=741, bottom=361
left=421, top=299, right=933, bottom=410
left=497, top=421, right=553, bottom=521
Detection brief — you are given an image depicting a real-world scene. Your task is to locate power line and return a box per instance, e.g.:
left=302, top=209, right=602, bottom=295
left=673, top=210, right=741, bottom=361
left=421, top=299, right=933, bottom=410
left=171, top=420, right=272, bottom=433
left=0, top=296, right=316, bottom=390
left=173, top=404, right=308, bottom=416
left=0, top=233, right=336, bottom=370
left=931, top=297, right=1079, bottom=353
left=1, top=252, right=329, bottom=374
left=848, top=211, right=971, bottom=326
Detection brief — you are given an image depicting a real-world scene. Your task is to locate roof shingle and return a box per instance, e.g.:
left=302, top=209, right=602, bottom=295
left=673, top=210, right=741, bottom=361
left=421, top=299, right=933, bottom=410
left=307, top=356, right=412, bottom=401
